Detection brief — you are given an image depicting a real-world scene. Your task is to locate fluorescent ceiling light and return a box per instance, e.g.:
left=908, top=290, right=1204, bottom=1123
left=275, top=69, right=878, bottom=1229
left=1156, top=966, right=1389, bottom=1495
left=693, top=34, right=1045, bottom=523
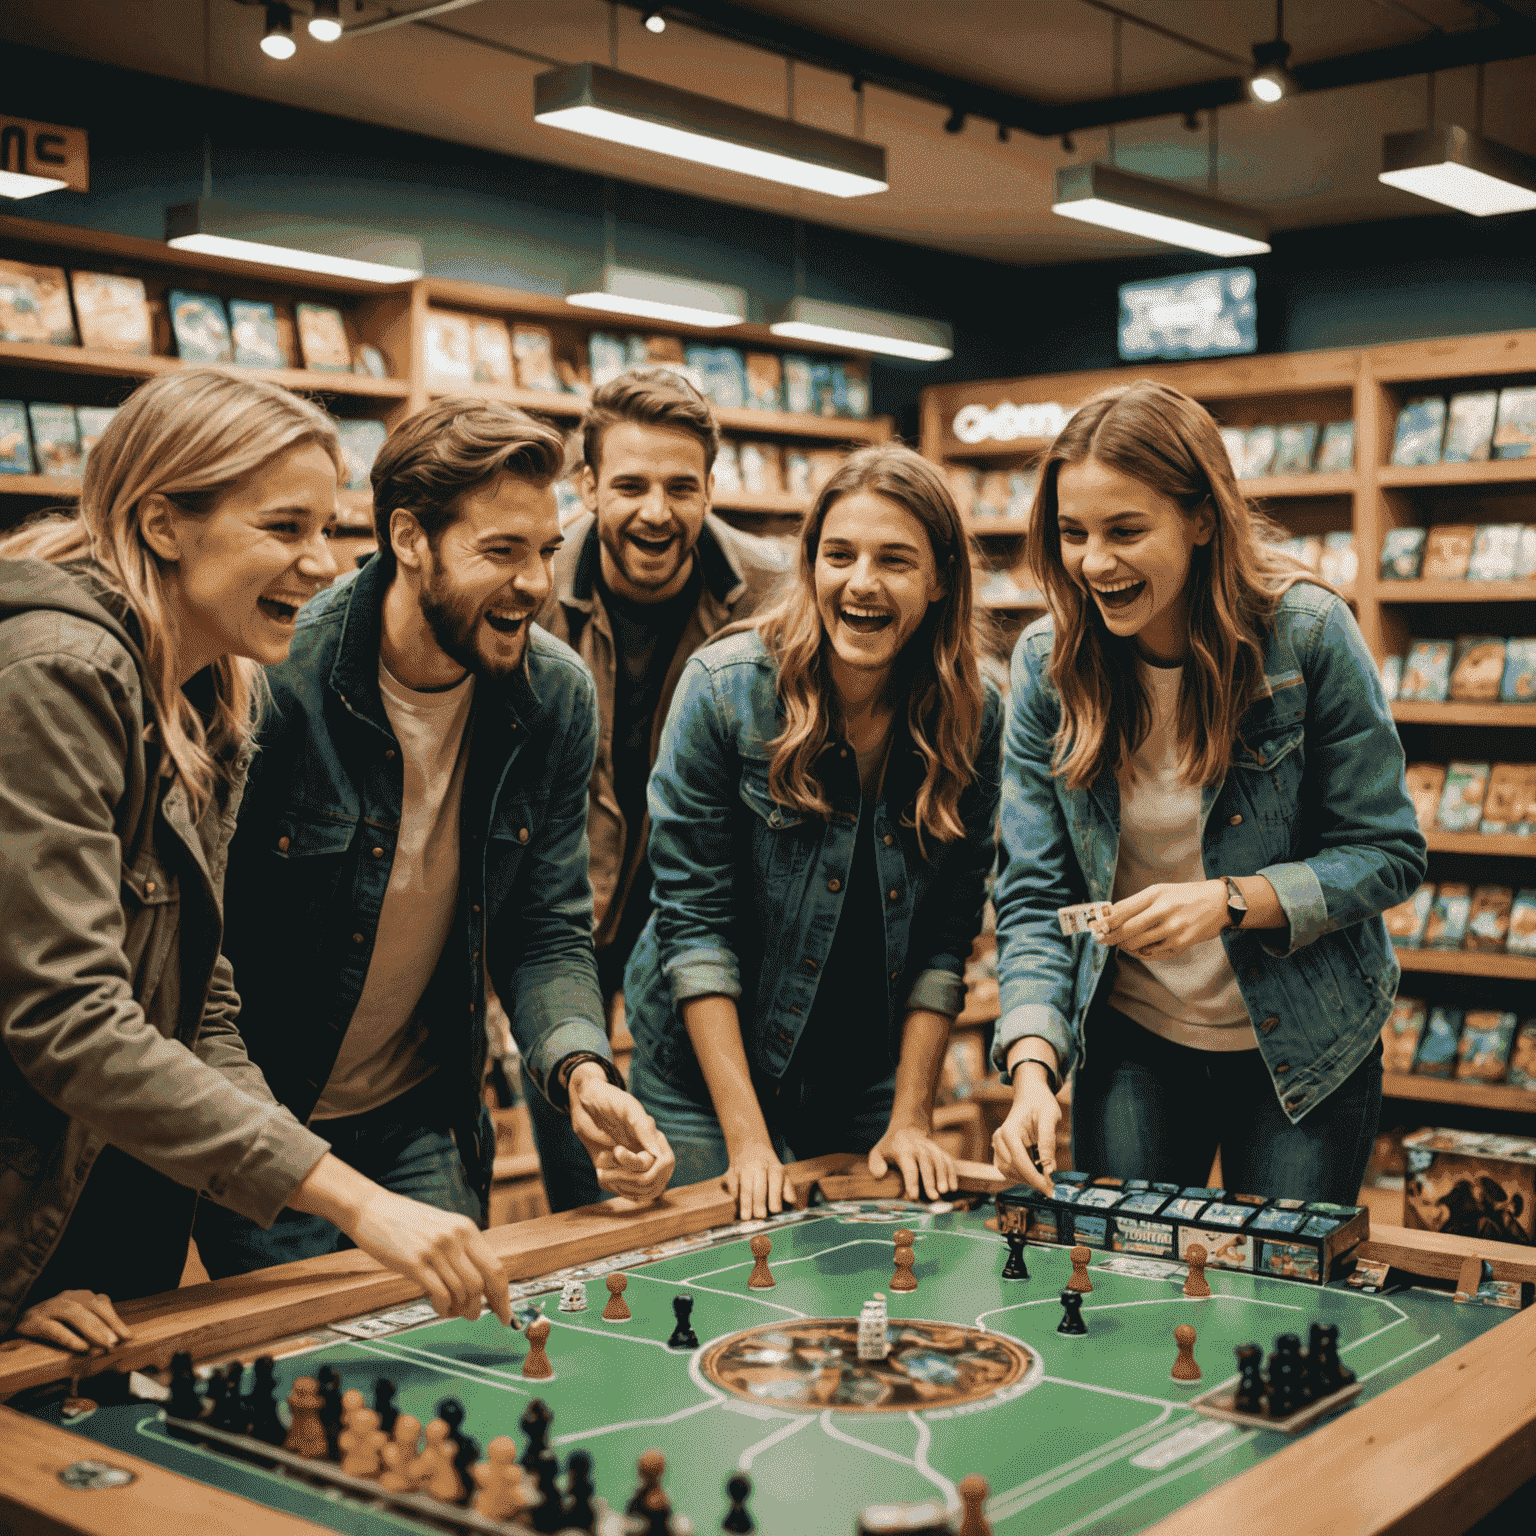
left=1379, top=124, right=1536, bottom=217
left=1053, top=162, right=1270, bottom=257
left=769, top=296, right=953, bottom=362
left=534, top=63, right=887, bottom=199
left=567, top=264, right=748, bottom=328
left=166, top=200, right=423, bottom=283
left=0, top=170, right=68, bottom=199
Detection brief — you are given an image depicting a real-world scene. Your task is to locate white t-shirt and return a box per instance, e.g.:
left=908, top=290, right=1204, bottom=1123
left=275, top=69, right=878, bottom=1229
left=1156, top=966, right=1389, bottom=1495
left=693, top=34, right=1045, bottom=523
left=1107, top=660, right=1255, bottom=1051
left=312, top=662, right=476, bottom=1119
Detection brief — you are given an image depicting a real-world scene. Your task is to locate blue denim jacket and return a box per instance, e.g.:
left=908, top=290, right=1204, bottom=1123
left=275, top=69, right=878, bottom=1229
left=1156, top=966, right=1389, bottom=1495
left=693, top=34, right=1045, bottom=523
left=993, top=583, right=1426, bottom=1122
left=221, top=554, right=612, bottom=1188
left=625, top=630, right=1003, bottom=1093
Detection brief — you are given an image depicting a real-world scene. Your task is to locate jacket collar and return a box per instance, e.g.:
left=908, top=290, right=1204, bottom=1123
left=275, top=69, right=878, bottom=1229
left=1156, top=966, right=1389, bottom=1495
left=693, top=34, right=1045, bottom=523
left=557, top=511, right=748, bottom=615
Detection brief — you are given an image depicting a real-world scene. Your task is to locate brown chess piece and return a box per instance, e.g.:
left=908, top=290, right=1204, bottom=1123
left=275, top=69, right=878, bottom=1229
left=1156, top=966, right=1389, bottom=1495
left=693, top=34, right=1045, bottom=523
left=471, top=1436, right=530, bottom=1521
left=1171, top=1324, right=1202, bottom=1385
left=340, top=1387, right=366, bottom=1427
left=378, top=1440, right=412, bottom=1492
left=339, top=1406, right=385, bottom=1478
left=523, top=1316, right=554, bottom=1379
left=283, top=1376, right=329, bottom=1459
left=748, top=1233, right=775, bottom=1289
left=957, top=1473, right=991, bottom=1536
left=890, top=1228, right=918, bottom=1292
left=420, top=1418, right=464, bottom=1503
left=1066, top=1244, right=1094, bottom=1293
left=603, top=1271, right=632, bottom=1321
left=1183, top=1243, right=1212, bottom=1299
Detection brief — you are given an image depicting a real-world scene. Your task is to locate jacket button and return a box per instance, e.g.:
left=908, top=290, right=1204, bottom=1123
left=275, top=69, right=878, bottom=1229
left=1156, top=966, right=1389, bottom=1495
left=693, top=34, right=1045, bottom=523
left=277, top=835, right=291, bottom=851
left=472, top=904, right=481, bottom=914
left=1259, top=1015, right=1279, bottom=1032
left=385, top=749, right=396, bottom=760
left=1247, top=967, right=1262, bottom=983
left=1275, top=1061, right=1290, bottom=1074
left=518, top=828, right=529, bottom=844
left=1284, top=1096, right=1302, bottom=1111
left=805, top=958, right=818, bottom=971
left=1229, top=814, right=1243, bottom=826
left=145, top=880, right=156, bottom=894
left=371, top=846, right=383, bottom=858
left=827, top=877, right=842, bottom=892
left=883, top=833, right=895, bottom=846
left=890, top=968, right=899, bottom=980
left=352, top=932, right=365, bottom=944
left=888, top=887, right=899, bottom=902
left=839, top=747, right=847, bottom=757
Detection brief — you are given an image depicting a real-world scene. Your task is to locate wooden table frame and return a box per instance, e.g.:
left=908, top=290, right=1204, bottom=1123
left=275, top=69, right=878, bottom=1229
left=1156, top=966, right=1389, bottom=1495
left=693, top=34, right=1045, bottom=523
left=3, top=1156, right=1534, bottom=1536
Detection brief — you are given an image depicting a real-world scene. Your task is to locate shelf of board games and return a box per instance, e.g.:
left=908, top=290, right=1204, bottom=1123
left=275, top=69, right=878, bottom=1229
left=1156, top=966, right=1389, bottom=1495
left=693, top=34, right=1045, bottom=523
left=1376, top=579, right=1536, bottom=602
left=1391, top=701, right=1536, bottom=726
left=1424, top=831, right=1536, bottom=857
left=1381, top=1073, right=1536, bottom=1113
left=1396, top=948, right=1536, bottom=980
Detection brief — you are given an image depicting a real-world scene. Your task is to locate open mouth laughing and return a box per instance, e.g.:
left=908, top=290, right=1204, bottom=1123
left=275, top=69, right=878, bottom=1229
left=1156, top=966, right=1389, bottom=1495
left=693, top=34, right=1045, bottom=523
left=840, top=604, right=895, bottom=634
left=484, top=605, right=531, bottom=637
left=1089, top=578, right=1147, bottom=611
left=628, top=529, right=677, bottom=559
left=257, top=595, right=306, bottom=626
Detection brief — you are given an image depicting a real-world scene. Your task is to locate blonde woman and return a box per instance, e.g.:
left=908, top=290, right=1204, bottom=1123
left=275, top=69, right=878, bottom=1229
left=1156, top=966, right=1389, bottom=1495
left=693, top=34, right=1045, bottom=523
left=624, top=444, right=1003, bottom=1219
left=0, top=369, right=511, bottom=1351
left=991, top=381, right=1425, bottom=1204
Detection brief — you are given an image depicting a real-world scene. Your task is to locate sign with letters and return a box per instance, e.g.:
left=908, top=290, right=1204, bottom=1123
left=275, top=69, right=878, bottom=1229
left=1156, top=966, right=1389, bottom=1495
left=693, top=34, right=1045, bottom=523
left=951, top=399, right=1069, bottom=446
left=0, top=115, right=89, bottom=192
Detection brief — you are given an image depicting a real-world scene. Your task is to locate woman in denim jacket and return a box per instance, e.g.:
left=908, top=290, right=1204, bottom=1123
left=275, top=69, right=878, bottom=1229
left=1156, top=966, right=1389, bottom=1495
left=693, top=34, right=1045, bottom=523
left=991, top=382, right=1425, bottom=1204
left=626, top=445, right=1003, bottom=1220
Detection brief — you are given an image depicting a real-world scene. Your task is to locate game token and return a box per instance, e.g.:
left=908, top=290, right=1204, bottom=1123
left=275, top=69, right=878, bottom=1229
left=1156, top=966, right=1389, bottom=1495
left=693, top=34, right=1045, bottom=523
left=722, top=1470, right=755, bottom=1533
left=668, top=1295, right=699, bottom=1349
left=1066, top=1245, right=1093, bottom=1293
left=519, top=1399, right=554, bottom=1475
left=340, top=1386, right=366, bottom=1430
left=1232, top=1344, right=1265, bottom=1414
left=373, top=1377, right=398, bottom=1435
left=378, top=1440, right=413, bottom=1492
left=559, top=1278, right=588, bottom=1312
left=891, top=1229, right=918, bottom=1292
left=1001, top=1229, right=1029, bottom=1281
left=957, top=1473, right=991, bottom=1536
left=247, top=1356, right=286, bottom=1446
left=1056, top=1288, right=1087, bottom=1336
left=1183, top=1243, right=1212, bottom=1299
left=1308, top=1321, right=1354, bottom=1398
left=748, top=1233, right=775, bottom=1288
left=523, top=1316, right=554, bottom=1378
left=204, top=1367, right=233, bottom=1432
left=628, top=1448, right=667, bottom=1518
left=421, top=1417, right=466, bottom=1502
left=282, top=1376, right=329, bottom=1459
left=528, top=1452, right=566, bottom=1533
left=1171, top=1324, right=1201, bottom=1384
left=339, top=1406, right=385, bottom=1478
left=437, top=1396, right=480, bottom=1493
left=316, top=1365, right=343, bottom=1459
left=168, top=1351, right=203, bottom=1421
left=1266, top=1334, right=1304, bottom=1417
left=471, top=1436, right=529, bottom=1521
left=603, top=1271, right=632, bottom=1321
left=564, top=1449, right=598, bottom=1533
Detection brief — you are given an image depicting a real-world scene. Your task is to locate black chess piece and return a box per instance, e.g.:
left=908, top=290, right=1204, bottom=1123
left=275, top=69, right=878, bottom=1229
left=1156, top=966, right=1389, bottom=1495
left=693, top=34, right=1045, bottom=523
left=1001, top=1230, right=1030, bottom=1281
left=168, top=1351, right=204, bottom=1421
left=722, top=1471, right=755, bottom=1533
left=217, top=1361, right=250, bottom=1433
left=436, top=1397, right=479, bottom=1504
left=1266, top=1333, right=1304, bottom=1417
left=1056, top=1288, right=1087, bottom=1336
left=204, top=1368, right=232, bottom=1431
left=668, top=1294, right=699, bottom=1350
left=641, top=1485, right=674, bottom=1536
left=246, top=1356, right=286, bottom=1446
left=529, top=1454, right=566, bottom=1533
left=1232, top=1343, right=1266, bottom=1415
left=1311, top=1322, right=1354, bottom=1397
left=373, top=1377, right=398, bottom=1436
left=519, top=1398, right=553, bottom=1476
left=563, top=1450, right=597, bottom=1534
left=316, top=1365, right=343, bottom=1460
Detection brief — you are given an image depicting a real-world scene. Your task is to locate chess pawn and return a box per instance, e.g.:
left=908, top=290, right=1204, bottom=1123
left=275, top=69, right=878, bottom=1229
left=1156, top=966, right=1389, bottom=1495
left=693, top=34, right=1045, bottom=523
left=283, top=1376, right=329, bottom=1460
left=890, top=1228, right=918, bottom=1292
left=603, top=1271, right=631, bottom=1321
left=1066, top=1245, right=1094, bottom=1293
left=1232, top=1343, right=1266, bottom=1415
left=1170, top=1324, right=1201, bottom=1385
left=373, top=1377, right=399, bottom=1436
left=1056, top=1288, right=1087, bottom=1336
left=420, top=1418, right=465, bottom=1503
left=523, top=1316, right=554, bottom=1379
left=1001, top=1230, right=1030, bottom=1281
left=722, top=1470, right=754, bottom=1534
left=956, top=1473, right=990, bottom=1536
left=339, top=1387, right=367, bottom=1432
left=378, top=1440, right=412, bottom=1492
left=748, top=1233, right=775, bottom=1288
left=627, top=1448, right=666, bottom=1517
left=1183, top=1242, right=1212, bottom=1299
left=564, top=1450, right=598, bottom=1533
left=339, top=1406, right=385, bottom=1478
left=471, top=1436, right=530, bottom=1521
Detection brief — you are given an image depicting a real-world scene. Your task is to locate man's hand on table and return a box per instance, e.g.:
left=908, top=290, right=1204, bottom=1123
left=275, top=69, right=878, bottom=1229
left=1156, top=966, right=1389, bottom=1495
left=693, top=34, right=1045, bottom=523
left=567, top=1062, right=676, bottom=1203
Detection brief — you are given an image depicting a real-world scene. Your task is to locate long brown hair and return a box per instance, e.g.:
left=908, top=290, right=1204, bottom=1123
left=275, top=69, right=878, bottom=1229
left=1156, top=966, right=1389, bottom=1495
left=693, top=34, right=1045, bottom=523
left=1026, top=380, right=1321, bottom=791
left=755, top=443, right=984, bottom=846
left=0, top=369, right=342, bottom=816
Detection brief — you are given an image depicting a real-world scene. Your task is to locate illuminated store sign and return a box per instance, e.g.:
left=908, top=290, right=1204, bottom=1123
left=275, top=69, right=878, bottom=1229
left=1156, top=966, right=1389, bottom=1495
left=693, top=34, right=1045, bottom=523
left=951, top=400, right=1069, bottom=446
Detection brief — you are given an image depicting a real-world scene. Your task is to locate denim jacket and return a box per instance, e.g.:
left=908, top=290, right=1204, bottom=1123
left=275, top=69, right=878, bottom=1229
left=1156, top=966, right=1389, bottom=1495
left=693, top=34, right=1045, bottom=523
left=624, top=629, right=1003, bottom=1093
left=993, top=583, right=1427, bottom=1123
left=221, top=554, right=612, bottom=1194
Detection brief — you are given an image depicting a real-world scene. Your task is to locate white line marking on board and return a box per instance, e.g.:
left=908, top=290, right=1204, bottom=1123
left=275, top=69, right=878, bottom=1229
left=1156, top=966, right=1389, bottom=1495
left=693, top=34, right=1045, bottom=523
left=1355, top=1333, right=1440, bottom=1384
left=541, top=1312, right=682, bottom=1351
left=816, top=1410, right=956, bottom=1510
left=628, top=1265, right=808, bottom=1321
left=549, top=1395, right=723, bottom=1446
left=988, top=1406, right=1177, bottom=1506
left=737, top=1412, right=815, bottom=1471
left=1040, top=1376, right=1184, bottom=1409
left=342, top=1338, right=533, bottom=1396
left=907, top=1410, right=960, bottom=1511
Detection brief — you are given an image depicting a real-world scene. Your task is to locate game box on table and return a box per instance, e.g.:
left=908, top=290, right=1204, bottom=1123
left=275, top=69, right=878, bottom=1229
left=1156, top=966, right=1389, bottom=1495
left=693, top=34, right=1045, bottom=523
left=1403, top=1127, right=1536, bottom=1246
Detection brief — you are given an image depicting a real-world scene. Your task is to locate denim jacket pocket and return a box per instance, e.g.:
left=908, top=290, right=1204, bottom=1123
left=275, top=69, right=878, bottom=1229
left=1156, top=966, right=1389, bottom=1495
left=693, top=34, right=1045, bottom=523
left=739, top=757, right=818, bottom=885
left=1229, top=724, right=1306, bottom=832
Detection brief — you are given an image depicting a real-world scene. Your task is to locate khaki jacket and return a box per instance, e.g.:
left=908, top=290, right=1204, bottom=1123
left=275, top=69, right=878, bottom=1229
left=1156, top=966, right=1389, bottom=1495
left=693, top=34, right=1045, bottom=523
left=534, top=513, right=788, bottom=951
left=0, top=560, right=329, bottom=1333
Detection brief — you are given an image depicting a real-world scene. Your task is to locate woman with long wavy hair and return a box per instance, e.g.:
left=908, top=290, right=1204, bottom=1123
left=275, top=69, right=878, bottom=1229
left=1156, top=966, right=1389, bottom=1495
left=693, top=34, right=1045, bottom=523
left=623, top=442, right=1003, bottom=1220
left=990, top=380, right=1425, bottom=1205
left=1, top=368, right=511, bottom=1352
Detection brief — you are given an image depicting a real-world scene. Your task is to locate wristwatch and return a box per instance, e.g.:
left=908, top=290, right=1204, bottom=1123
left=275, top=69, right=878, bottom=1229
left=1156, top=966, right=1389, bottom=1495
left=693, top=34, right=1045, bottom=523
left=1222, top=876, right=1249, bottom=931
left=550, top=1051, right=626, bottom=1112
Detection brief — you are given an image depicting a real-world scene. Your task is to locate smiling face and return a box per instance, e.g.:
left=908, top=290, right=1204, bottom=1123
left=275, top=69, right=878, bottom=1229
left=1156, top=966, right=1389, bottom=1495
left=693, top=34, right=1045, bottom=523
left=814, top=489, right=946, bottom=695
left=1054, top=456, right=1214, bottom=664
left=153, top=440, right=341, bottom=680
left=410, top=472, right=562, bottom=680
left=582, top=420, right=712, bottom=602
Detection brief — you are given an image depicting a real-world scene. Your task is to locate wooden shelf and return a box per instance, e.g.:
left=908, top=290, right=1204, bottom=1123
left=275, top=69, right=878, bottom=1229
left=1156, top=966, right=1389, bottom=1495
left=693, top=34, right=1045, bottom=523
left=1392, top=701, right=1536, bottom=726
left=1244, top=471, right=1358, bottom=498
left=962, top=517, right=1031, bottom=536
left=715, top=406, right=889, bottom=442
left=1424, top=830, right=1536, bottom=856
left=1396, top=948, right=1536, bottom=980
left=0, top=474, right=79, bottom=497
left=1377, top=459, right=1536, bottom=488
left=1381, top=1073, right=1536, bottom=1113
left=425, top=381, right=581, bottom=415
left=1378, top=579, right=1536, bottom=603
left=944, top=437, right=1051, bottom=462
left=981, top=596, right=1047, bottom=612
left=715, top=490, right=808, bottom=515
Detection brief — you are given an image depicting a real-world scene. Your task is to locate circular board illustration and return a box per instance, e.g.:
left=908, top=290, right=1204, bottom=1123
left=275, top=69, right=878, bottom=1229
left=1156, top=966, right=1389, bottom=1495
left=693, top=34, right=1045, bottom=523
left=701, top=1317, right=1037, bottom=1412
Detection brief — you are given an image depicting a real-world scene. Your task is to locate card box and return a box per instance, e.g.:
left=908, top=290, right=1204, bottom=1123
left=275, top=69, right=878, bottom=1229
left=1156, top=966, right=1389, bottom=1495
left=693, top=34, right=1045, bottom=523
left=1449, top=636, right=1507, bottom=701
left=1392, top=396, right=1446, bottom=466
left=1413, top=1007, right=1464, bottom=1075
left=1424, top=881, right=1473, bottom=948
left=1378, top=526, right=1426, bottom=580
left=1404, top=762, right=1446, bottom=829
left=1422, top=523, right=1477, bottom=581
left=1319, top=531, right=1357, bottom=592
left=27, top=403, right=82, bottom=478
left=1004, top=467, right=1038, bottom=520
left=0, top=260, right=77, bottom=345
left=1468, top=524, right=1522, bottom=581
left=69, top=271, right=152, bottom=355
left=686, top=346, right=747, bottom=409
left=1501, top=638, right=1536, bottom=703
left=1493, top=386, right=1536, bottom=460
left=470, top=318, right=514, bottom=385
left=1378, top=654, right=1403, bottom=701
left=1315, top=420, right=1355, bottom=472
left=1509, top=1021, right=1536, bottom=1088
left=587, top=332, right=628, bottom=390
left=1403, top=1127, right=1536, bottom=1245
left=422, top=310, right=473, bottom=383
left=712, top=441, right=741, bottom=495
left=1508, top=891, right=1536, bottom=956
left=784, top=451, right=811, bottom=499
left=296, top=303, right=352, bottom=373
left=334, top=418, right=388, bottom=493
left=808, top=360, right=841, bottom=417
left=781, top=355, right=814, bottom=415
left=1382, top=997, right=1427, bottom=1074
left=1242, top=425, right=1277, bottom=478
left=1481, top=764, right=1536, bottom=835
left=1516, top=527, right=1536, bottom=580
left=1456, top=1011, right=1518, bottom=1081
left=507, top=325, right=558, bottom=392
left=743, top=352, right=782, bottom=411
left=1273, top=421, right=1318, bottom=475
left=739, top=442, right=783, bottom=495
left=1398, top=639, right=1453, bottom=702
left=167, top=290, right=232, bottom=362
left=228, top=299, right=286, bottom=369
left=353, top=343, right=388, bottom=379
left=76, top=405, right=118, bottom=469
left=1384, top=883, right=1433, bottom=948
left=0, top=401, right=34, bottom=474
left=841, top=359, right=871, bottom=419
left=975, top=471, right=1010, bottom=518
left=1465, top=885, right=1515, bottom=951
left=1219, top=427, right=1247, bottom=476
left=1442, top=391, right=1499, bottom=462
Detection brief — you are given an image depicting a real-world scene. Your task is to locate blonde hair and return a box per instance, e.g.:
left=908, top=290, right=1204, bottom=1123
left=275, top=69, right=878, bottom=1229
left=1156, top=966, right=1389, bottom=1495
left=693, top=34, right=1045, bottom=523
left=1025, top=380, right=1325, bottom=791
left=755, top=443, right=985, bottom=849
left=0, top=369, right=342, bottom=815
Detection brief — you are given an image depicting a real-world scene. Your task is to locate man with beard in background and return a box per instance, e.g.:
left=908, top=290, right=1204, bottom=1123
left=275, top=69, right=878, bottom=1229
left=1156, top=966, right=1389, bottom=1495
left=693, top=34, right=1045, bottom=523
left=196, top=398, right=674, bottom=1278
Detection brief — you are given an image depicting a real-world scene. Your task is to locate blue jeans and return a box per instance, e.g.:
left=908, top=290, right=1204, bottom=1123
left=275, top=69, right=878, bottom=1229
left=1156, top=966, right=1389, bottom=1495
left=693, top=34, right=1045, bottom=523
left=194, top=1076, right=490, bottom=1278
left=521, top=1062, right=608, bottom=1212
left=1072, top=1004, right=1382, bottom=1205
left=629, top=1048, right=898, bottom=1189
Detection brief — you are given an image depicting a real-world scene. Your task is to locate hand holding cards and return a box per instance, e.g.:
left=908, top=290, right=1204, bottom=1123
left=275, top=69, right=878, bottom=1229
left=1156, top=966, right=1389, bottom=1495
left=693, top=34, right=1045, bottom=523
left=1058, top=901, right=1112, bottom=938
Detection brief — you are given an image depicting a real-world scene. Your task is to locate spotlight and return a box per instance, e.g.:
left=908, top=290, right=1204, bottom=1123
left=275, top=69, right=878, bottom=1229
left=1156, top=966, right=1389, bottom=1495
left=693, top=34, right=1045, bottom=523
left=1248, top=38, right=1292, bottom=104
left=643, top=10, right=665, bottom=32
left=261, top=3, right=297, bottom=59
left=944, top=107, right=966, bottom=135
left=308, top=0, right=342, bottom=43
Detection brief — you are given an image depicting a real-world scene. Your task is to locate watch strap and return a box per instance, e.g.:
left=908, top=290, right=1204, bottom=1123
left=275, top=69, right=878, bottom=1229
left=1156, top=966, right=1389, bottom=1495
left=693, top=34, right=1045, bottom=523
left=1223, top=876, right=1248, bottom=930
left=549, top=1050, right=625, bottom=1112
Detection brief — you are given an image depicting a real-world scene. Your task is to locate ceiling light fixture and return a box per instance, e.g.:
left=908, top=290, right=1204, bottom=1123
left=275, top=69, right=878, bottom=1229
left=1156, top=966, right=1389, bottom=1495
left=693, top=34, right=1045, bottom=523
left=308, top=0, right=342, bottom=43
left=166, top=200, right=424, bottom=283
left=643, top=10, right=666, bottom=33
left=261, top=3, right=297, bottom=60
left=1247, top=0, right=1294, bottom=104
left=567, top=263, right=747, bottom=328
left=0, top=168, right=68, bottom=199
left=1052, top=162, right=1270, bottom=257
left=1379, top=122, right=1536, bottom=216
left=533, top=62, right=887, bottom=198
left=769, top=296, right=953, bottom=362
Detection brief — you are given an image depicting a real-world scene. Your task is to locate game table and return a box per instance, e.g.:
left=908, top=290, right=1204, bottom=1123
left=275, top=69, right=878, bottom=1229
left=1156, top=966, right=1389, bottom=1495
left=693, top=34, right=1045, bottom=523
left=3, top=1154, right=1534, bottom=1536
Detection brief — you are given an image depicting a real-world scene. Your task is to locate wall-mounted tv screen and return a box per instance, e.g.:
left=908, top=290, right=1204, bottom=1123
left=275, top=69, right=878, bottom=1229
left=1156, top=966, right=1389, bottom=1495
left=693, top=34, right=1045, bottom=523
left=1118, top=267, right=1256, bottom=362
